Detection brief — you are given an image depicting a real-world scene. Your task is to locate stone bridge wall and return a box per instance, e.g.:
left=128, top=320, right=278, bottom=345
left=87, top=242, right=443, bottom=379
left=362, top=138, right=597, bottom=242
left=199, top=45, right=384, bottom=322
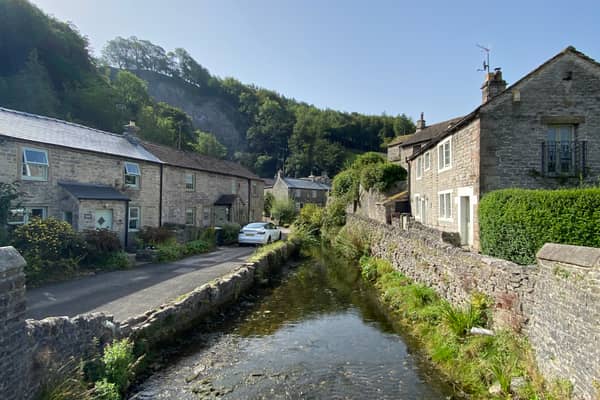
left=0, top=242, right=298, bottom=400
left=346, top=214, right=600, bottom=399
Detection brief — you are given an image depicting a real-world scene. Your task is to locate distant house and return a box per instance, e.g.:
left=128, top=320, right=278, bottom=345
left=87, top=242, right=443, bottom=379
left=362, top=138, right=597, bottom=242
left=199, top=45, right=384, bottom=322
left=0, top=107, right=263, bottom=246
left=387, top=46, right=600, bottom=250
left=270, top=171, right=331, bottom=209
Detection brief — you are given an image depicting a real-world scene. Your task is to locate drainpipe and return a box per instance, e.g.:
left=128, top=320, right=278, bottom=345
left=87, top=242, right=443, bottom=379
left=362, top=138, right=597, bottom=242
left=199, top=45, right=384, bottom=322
left=124, top=200, right=130, bottom=248
left=247, top=178, right=251, bottom=223
left=406, top=158, right=412, bottom=214
left=158, top=164, right=164, bottom=226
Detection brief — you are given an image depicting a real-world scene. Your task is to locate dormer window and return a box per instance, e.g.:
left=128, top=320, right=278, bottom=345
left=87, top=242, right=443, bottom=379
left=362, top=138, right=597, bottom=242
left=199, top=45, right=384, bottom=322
left=124, top=162, right=140, bottom=188
left=22, top=148, right=48, bottom=181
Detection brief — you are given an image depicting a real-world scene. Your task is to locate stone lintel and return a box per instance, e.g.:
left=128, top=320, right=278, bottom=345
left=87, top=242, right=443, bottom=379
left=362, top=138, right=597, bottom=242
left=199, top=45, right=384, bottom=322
left=536, top=243, right=600, bottom=268
left=540, top=115, right=585, bottom=125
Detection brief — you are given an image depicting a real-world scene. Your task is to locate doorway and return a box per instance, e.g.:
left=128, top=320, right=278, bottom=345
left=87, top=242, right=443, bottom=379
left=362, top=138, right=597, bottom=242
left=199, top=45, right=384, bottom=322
left=95, top=209, right=113, bottom=230
left=459, top=196, right=471, bottom=246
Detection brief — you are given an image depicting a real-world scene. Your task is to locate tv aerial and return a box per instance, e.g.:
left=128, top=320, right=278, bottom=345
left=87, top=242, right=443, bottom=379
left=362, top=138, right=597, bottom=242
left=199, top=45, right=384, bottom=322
left=476, top=44, right=491, bottom=73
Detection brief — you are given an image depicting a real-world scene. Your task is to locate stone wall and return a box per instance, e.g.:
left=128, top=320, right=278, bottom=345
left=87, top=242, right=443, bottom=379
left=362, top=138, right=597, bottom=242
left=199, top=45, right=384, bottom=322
left=0, top=241, right=297, bottom=400
left=348, top=215, right=600, bottom=399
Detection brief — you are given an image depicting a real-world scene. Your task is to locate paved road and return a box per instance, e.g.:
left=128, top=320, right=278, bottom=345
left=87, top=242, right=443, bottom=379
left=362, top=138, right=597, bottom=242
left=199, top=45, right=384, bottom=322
left=26, top=246, right=254, bottom=321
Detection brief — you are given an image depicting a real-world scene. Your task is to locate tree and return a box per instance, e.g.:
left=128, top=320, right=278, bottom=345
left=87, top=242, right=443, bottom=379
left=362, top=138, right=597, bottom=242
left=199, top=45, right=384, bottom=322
left=0, top=182, right=22, bottom=245
left=190, top=130, right=227, bottom=159
left=270, top=199, right=297, bottom=226
left=264, top=192, right=274, bottom=217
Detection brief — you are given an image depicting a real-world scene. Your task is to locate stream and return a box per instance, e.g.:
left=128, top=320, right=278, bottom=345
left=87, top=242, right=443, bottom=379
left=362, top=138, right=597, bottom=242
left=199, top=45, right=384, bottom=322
left=130, top=253, right=455, bottom=399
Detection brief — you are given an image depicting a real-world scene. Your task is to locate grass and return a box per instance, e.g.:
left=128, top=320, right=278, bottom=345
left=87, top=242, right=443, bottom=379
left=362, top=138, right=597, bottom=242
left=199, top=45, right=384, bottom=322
left=356, top=255, right=573, bottom=399
left=247, top=240, right=287, bottom=263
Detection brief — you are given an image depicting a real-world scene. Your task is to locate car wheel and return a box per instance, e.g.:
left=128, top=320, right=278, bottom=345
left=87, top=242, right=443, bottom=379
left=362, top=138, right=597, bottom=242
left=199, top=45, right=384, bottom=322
left=267, top=236, right=272, bottom=244
left=278, top=232, right=282, bottom=240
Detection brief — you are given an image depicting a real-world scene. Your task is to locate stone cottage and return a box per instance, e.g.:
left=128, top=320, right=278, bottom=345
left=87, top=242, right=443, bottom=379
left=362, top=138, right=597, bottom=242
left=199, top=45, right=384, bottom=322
left=140, top=141, right=264, bottom=227
left=388, top=46, right=600, bottom=250
left=270, top=171, right=331, bottom=209
left=0, top=108, right=162, bottom=246
left=0, top=106, right=264, bottom=246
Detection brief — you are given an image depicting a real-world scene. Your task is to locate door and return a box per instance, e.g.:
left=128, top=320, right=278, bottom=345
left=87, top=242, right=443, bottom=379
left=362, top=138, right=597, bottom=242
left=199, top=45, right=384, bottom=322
left=459, top=197, right=471, bottom=245
left=95, top=209, right=113, bottom=230
left=420, top=198, right=427, bottom=224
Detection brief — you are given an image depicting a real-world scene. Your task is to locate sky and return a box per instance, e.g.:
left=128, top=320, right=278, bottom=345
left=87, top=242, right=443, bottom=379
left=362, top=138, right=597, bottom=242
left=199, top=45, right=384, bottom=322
left=32, top=0, right=600, bottom=124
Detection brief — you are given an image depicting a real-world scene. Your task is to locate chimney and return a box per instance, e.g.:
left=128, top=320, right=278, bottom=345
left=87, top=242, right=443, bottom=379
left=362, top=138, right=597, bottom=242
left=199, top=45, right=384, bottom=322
left=123, top=121, right=140, bottom=144
left=481, top=68, right=507, bottom=103
left=276, top=169, right=284, bottom=179
left=416, top=112, right=426, bottom=131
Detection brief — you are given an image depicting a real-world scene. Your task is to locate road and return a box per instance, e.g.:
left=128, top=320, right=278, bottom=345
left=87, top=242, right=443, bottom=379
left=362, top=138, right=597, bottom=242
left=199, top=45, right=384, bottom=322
left=26, top=246, right=254, bottom=321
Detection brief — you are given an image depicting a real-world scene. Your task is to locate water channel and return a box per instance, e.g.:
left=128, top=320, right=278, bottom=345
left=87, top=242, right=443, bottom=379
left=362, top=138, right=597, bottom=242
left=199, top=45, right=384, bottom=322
left=130, top=253, right=455, bottom=399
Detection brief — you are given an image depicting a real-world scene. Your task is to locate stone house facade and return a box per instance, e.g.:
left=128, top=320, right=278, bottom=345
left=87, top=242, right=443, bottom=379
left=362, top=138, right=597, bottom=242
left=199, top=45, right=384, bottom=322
left=390, top=47, right=600, bottom=250
left=270, top=171, right=331, bottom=209
left=0, top=107, right=264, bottom=246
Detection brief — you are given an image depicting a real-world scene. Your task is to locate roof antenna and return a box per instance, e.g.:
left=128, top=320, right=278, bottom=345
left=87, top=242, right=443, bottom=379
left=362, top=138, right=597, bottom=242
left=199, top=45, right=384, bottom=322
left=476, top=44, right=491, bottom=73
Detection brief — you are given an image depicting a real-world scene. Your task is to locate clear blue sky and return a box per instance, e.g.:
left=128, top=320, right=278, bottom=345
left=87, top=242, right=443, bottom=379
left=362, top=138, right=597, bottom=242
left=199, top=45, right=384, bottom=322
left=33, top=0, right=600, bottom=123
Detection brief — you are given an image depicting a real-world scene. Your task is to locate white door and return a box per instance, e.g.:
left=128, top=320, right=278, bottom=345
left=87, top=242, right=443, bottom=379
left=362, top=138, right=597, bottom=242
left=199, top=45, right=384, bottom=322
left=95, top=209, right=113, bottom=230
left=459, top=197, right=471, bottom=245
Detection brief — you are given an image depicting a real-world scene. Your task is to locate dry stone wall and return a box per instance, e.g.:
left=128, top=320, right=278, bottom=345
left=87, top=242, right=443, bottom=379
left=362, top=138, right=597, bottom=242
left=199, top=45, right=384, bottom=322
left=348, top=214, right=600, bottom=400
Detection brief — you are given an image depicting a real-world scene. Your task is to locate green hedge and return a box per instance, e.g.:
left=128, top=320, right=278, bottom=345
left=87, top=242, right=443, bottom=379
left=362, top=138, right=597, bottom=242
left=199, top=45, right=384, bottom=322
left=479, top=188, right=600, bottom=264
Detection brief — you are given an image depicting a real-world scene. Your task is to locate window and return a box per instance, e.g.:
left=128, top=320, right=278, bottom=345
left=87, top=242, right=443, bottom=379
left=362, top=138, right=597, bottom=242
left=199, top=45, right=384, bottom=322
left=22, top=148, right=49, bottom=181
left=203, top=207, right=211, bottom=226
left=63, top=211, right=73, bottom=226
left=185, top=173, right=195, bottom=191
left=8, top=207, right=47, bottom=225
left=252, top=182, right=258, bottom=197
left=124, top=162, right=140, bottom=188
left=439, top=191, right=452, bottom=220
left=438, top=138, right=452, bottom=171
left=414, top=194, right=421, bottom=219
left=312, top=190, right=317, bottom=198
left=544, top=125, right=577, bottom=175
left=128, top=207, right=140, bottom=231
left=416, top=156, right=423, bottom=179
left=295, top=189, right=301, bottom=197
left=185, top=208, right=196, bottom=225
left=424, top=151, right=431, bottom=171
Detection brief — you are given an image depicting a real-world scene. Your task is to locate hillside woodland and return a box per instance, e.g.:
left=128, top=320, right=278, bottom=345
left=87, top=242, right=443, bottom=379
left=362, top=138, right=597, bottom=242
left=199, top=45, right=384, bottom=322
left=0, top=0, right=415, bottom=177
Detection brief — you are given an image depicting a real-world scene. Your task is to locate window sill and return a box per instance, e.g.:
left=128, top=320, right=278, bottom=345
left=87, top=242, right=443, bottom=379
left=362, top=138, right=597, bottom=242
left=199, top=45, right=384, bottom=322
left=21, top=176, right=48, bottom=182
left=438, top=166, right=452, bottom=173
left=438, top=217, right=454, bottom=223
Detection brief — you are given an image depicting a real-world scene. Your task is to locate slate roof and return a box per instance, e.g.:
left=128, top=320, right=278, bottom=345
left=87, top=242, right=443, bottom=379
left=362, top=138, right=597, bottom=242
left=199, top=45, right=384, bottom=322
left=399, top=117, right=464, bottom=147
left=141, top=141, right=259, bottom=180
left=214, top=194, right=240, bottom=206
left=282, top=177, right=331, bottom=190
left=59, top=182, right=130, bottom=201
left=0, top=107, right=162, bottom=163
left=387, top=134, right=415, bottom=147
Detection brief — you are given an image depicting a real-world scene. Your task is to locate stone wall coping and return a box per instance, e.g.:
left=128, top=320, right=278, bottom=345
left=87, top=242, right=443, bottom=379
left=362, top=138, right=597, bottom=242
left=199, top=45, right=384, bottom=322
left=536, top=243, right=600, bottom=268
left=0, top=246, right=26, bottom=273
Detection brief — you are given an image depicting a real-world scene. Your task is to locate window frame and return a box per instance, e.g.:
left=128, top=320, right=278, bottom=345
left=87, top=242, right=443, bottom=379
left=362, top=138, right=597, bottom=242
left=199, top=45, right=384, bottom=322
left=416, top=156, right=423, bottom=180
left=203, top=207, right=211, bottom=226
left=437, top=138, right=452, bottom=172
left=185, top=173, right=195, bottom=191
left=21, top=147, right=49, bottom=181
left=8, top=206, right=47, bottom=225
left=128, top=206, right=141, bottom=231
left=413, top=194, right=421, bottom=220
left=185, top=207, right=196, bottom=226
left=545, top=125, right=575, bottom=175
left=424, top=151, right=431, bottom=171
left=438, top=190, right=453, bottom=221
left=124, top=162, right=141, bottom=188
left=312, top=189, right=317, bottom=198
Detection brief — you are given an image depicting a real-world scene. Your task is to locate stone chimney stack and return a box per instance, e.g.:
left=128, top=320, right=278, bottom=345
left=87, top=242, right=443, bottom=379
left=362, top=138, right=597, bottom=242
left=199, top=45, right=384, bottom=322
left=123, top=121, right=140, bottom=144
left=416, top=112, right=426, bottom=132
left=276, top=169, right=284, bottom=179
left=481, top=68, right=507, bottom=103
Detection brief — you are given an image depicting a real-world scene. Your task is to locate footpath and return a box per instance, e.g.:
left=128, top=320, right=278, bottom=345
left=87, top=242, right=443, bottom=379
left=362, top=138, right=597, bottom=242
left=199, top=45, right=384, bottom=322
left=26, top=246, right=254, bottom=321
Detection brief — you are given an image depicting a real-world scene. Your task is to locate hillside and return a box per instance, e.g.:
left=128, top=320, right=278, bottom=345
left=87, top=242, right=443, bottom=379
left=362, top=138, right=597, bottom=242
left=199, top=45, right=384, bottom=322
left=0, top=0, right=416, bottom=178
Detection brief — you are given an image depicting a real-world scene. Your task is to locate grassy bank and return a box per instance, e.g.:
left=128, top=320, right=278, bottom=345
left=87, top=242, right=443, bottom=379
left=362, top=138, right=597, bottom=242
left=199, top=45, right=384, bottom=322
left=356, top=255, right=572, bottom=399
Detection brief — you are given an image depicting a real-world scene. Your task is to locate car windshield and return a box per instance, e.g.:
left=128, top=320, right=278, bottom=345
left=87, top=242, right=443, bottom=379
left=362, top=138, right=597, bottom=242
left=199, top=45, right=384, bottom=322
left=246, top=223, right=267, bottom=229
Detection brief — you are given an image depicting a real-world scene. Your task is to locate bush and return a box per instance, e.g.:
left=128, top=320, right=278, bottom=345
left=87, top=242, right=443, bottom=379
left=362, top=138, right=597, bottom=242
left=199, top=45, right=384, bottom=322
left=295, top=204, right=324, bottom=238
left=101, top=339, right=135, bottom=394
left=271, top=199, right=297, bottom=225
left=220, top=223, right=241, bottom=245
left=82, top=229, right=122, bottom=265
left=185, top=239, right=212, bottom=255
left=360, top=162, right=407, bottom=192
left=136, top=226, right=175, bottom=246
left=331, top=169, right=359, bottom=201
left=156, top=239, right=185, bottom=262
left=479, top=188, right=600, bottom=264
left=199, top=227, right=216, bottom=246
left=93, top=379, right=121, bottom=400
left=264, top=192, right=274, bottom=217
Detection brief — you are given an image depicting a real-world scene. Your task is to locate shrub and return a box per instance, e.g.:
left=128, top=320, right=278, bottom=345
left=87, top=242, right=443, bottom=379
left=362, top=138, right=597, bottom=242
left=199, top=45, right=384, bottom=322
left=479, top=188, right=600, bottom=264
left=333, top=223, right=370, bottom=261
left=440, top=302, right=486, bottom=337
left=199, top=227, right=216, bottom=247
left=136, top=226, right=175, bottom=246
left=82, top=229, right=122, bottom=265
left=185, top=239, right=212, bottom=255
left=101, top=339, right=135, bottom=394
left=360, top=162, right=406, bottom=192
left=271, top=199, right=297, bottom=225
left=220, top=223, right=241, bottom=245
left=264, top=192, right=274, bottom=217
left=93, top=379, right=120, bottom=400
left=295, top=204, right=324, bottom=238
left=156, top=239, right=185, bottom=262
left=331, top=169, right=359, bottom=201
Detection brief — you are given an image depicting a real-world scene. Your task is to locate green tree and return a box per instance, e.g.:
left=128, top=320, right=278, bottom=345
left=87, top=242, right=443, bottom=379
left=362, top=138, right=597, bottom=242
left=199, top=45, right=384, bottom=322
left=190, top=130, right=227, bottom=158
left=264, top=192, right=274, bottom=217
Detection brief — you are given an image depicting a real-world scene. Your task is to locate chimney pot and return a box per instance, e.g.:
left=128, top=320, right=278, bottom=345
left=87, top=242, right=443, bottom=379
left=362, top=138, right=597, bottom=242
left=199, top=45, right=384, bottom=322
left=416, top=112, right=426, bottom=131
left=481, top=68, right=507, bottom=103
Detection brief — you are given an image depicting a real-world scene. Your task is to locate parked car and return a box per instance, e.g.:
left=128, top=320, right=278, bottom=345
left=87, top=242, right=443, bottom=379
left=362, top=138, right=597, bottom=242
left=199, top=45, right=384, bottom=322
left=238, top=222, right=282, bottom=245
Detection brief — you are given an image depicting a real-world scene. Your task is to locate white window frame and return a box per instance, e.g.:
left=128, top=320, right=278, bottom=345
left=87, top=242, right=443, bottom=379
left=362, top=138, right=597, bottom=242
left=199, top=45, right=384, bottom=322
left=416, top=156, right=423, bottom=180
left=437, top=138, right=452, bottom=172
left=424, top=151, right=431, bottom=171
left=185, top=207, right=196, bottom=226
left=413, top=194, right=421, bottom=220
left=8, top=207, right=47, bottom=225
left=128, top=206, right=141, bottom=231
left=185, top=173, right=195, bottom=191
left=203, top=207, right=211, bottom=226
left=22, top=147, right=49, bottom=181
left=124, top=162, right=141, bottom=188
left=438, top=190, right=453, bottom=221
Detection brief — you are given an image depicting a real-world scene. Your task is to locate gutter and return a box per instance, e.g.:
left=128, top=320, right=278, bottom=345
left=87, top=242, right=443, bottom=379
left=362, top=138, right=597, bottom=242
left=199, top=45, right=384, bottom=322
left=247, top=178, right=251, bottom=223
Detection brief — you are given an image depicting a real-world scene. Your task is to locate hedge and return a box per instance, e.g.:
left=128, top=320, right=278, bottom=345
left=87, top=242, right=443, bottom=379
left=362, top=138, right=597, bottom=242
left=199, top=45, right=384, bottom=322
left=479, top=188, right=600, bottom=264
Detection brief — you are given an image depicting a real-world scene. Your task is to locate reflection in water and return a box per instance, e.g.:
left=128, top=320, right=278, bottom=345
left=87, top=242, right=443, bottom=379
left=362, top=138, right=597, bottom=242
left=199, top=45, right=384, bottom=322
left=131, top=253, right=454, bottom=399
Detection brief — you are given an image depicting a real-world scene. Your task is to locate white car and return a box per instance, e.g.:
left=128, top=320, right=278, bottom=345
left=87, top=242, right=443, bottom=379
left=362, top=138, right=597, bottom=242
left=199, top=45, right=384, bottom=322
left=238, top=222, right=282, bottom=245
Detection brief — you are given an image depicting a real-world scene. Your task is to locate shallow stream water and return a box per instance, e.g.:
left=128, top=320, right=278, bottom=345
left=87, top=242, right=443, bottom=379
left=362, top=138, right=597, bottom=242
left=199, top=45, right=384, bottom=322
left=130, top=254, right=455, bottom=399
